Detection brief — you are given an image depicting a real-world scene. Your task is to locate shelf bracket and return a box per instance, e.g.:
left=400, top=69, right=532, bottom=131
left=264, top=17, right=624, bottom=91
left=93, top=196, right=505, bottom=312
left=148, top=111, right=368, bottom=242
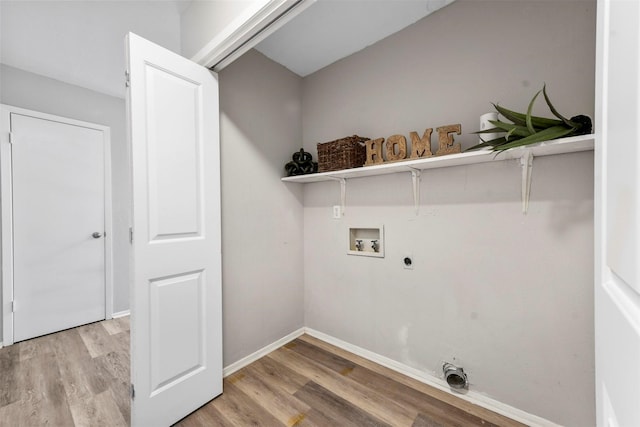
left=328, top=176, right=347, bottom=215
left=520, top=150, right=534, bottom=214
left=407, top=167, right=421, bottom=215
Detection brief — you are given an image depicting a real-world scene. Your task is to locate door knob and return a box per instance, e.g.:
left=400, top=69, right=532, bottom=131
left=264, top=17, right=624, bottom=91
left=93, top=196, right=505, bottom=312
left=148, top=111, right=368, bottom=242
left=92, top=232, right=103, bottom=239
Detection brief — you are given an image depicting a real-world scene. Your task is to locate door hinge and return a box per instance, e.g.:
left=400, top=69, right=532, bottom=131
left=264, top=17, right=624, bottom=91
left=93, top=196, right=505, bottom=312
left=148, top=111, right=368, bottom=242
left=130, top=384, right=135, bottom=399
left=11, top=300, right=15, bottom=312
left=8, top=132, right=14, bottom=144
left=125, top=70, right=130, bottom=87
left=129, top=227, right=133, bottom=243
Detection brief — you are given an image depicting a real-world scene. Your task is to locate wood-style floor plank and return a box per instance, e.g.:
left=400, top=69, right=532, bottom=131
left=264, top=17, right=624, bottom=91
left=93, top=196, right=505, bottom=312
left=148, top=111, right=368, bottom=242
left=11, top=352, right=75, bottom=427
left=285, top=339, right=356, bottom=376
left=77, top=321, right=115, bottom=358
left=175, top=408, right=235, bottom=427
left=67, top=390, right=127, bottom=427
left=248, top=356, right=310, bottom=395
left=101, top=317, right=129, bottom=336
left=227, top=368, right=311, bottom=427
left=93, top=349, right=130, bottom=422
left=202, top=381, right=283, bottom=426
left=0, top=343, right=20, bottom=408
left=412, top=413, right=446, bottom=427
left=50, top=328, right=106, bottom=405
left=17, top=333, right=54, bottom=362
left=296, top=408, right=346, bottom=427
left=293, top=380, right=390, bottom=427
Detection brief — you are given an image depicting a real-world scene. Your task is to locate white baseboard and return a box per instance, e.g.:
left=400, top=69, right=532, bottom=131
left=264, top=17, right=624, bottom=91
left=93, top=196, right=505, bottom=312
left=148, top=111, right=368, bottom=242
left=304, top=328, right=560, bottom=427
left=223, top=327, right=305, bottom=377
left=0, top=341, right=3, bottom=349
left=112, top=310, right=130, bottom=319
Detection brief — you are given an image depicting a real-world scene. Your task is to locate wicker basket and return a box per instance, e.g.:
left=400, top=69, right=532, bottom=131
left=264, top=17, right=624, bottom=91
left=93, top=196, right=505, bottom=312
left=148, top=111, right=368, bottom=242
left=317, top=135, right=369, bottom=172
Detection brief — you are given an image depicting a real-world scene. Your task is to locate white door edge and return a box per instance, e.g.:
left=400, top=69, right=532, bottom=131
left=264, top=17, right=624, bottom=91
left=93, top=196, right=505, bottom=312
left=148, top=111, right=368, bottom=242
left=594, top=0, right=608, bottom=419
left=0, top=104, right=114, bottom=346
left=594, top=1, right=640, bottom=425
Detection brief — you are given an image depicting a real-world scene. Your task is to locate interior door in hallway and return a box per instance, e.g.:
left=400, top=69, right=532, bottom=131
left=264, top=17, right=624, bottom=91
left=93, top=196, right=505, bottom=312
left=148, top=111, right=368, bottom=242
left=9, top=111, right=107, bottom=342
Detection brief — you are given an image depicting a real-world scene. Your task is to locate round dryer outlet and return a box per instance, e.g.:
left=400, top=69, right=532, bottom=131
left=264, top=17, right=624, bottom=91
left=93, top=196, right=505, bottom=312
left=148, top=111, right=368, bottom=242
left=403, top=254, right=413, bottom=270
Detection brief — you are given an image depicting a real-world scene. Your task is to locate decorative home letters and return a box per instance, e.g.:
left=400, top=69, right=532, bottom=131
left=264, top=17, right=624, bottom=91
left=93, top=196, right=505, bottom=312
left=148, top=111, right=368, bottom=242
left=409, top=129, right=433, bottom=159
left=364, top=138, right=385, bottom=165
left=435, top=124, right=462, bottom=156
left=385, top=135, right=408, bottom=161
left=364, top=124, right=461, bottom=166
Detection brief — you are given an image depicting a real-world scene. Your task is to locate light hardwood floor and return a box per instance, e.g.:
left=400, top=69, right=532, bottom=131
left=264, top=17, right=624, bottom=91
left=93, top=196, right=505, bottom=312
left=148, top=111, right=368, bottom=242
left=0, top=317, right=130, bottom=427
left=178, top=334, right=525, bottom=427
left=0, top=319, right=524, bottom=427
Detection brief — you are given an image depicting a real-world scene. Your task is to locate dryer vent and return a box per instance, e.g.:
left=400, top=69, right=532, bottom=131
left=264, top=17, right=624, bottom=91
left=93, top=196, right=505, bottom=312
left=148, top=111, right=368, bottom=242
left=443, top=362, right=468, bottom=391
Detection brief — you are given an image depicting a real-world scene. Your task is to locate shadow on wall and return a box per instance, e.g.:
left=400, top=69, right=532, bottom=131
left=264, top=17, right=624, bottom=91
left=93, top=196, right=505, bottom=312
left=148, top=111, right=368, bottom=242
left=548, top=200, right=594, bottom=236
left=218, top=49, right=303, bottom=182
left=214, top=47, right=306, bottom=365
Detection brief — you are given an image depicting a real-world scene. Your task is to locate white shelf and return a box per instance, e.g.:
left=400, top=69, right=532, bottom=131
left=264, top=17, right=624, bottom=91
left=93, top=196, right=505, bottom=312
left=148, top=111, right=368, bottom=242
left=281, top=134, right=594, bottom=183
left=281, top=134, right=594, bottom=215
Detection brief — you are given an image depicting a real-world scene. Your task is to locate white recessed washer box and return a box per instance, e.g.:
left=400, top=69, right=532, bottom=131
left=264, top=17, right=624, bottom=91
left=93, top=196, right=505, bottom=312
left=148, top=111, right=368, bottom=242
left=348, top=226, right=384, bottom=258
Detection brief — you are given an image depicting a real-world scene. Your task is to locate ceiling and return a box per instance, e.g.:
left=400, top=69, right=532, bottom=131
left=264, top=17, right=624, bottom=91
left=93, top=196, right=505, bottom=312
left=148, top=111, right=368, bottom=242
left=0, top=0, right=454, bottom=99
left=255, top=0, right=455, bottom=77
left=0, top=0, right=188, bottom=99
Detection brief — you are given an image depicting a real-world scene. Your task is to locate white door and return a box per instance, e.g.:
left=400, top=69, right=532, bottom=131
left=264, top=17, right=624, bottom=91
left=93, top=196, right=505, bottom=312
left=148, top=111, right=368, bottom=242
left=126, top=33, right=222, bottom=426
left=6, top=110, right=107, bottom=343
left=595, top=1, right=640, bottom=426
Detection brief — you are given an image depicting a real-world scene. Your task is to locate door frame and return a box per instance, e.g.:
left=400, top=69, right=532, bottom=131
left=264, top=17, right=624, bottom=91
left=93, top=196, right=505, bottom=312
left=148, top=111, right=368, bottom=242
left=0, top=104, right=113, bottom=346
left=190, top=0, right=316, bottom=70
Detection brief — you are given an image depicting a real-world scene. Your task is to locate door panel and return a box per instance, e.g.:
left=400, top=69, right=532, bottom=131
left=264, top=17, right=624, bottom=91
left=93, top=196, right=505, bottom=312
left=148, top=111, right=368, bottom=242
left=596, top=279, right=640, bottom=427
left=11, top=113, right=105, bottom=342
left=127, top=32, right=222, bottom=427
left=595, top=1, right=640, bottom=426
left=149, top=270, right=205, bottom=395
left=605, top=0, right=640, bottom=293
left=146, top=65, right=203, bottom=241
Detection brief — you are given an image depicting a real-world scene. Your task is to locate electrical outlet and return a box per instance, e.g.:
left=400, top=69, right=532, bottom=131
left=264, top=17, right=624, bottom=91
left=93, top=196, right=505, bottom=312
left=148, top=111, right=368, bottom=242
left=332, top=205, right=341, bottom=219
left=403, top=254, right=414, bottom=270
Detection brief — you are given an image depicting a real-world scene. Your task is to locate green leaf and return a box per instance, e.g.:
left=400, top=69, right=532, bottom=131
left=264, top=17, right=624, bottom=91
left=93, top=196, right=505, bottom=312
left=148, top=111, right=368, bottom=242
left=465, top=142, right=494, bottom=152
left=472, top=127, right=505, bottom=134
left=492, top=103, right=527, bottom=126
left=542, top=84, right=574, bottom=127
left=493, top=103, right=563, bottom=128
left=465, top=137, right=509, bottom=152
left=525, top=90, right=542, bottom=134
left=487, top=120, right=532, bottom=137
left=494, top=125, right=575, bottom=151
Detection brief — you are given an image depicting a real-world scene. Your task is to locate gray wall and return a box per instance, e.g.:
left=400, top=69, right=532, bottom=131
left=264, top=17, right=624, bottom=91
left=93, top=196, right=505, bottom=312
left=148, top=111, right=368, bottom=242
left=0, top=64, right=131, bottom=336
left=301, top=1, right=595, bottom=426
left=218, top=49, right=305, bottom=365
